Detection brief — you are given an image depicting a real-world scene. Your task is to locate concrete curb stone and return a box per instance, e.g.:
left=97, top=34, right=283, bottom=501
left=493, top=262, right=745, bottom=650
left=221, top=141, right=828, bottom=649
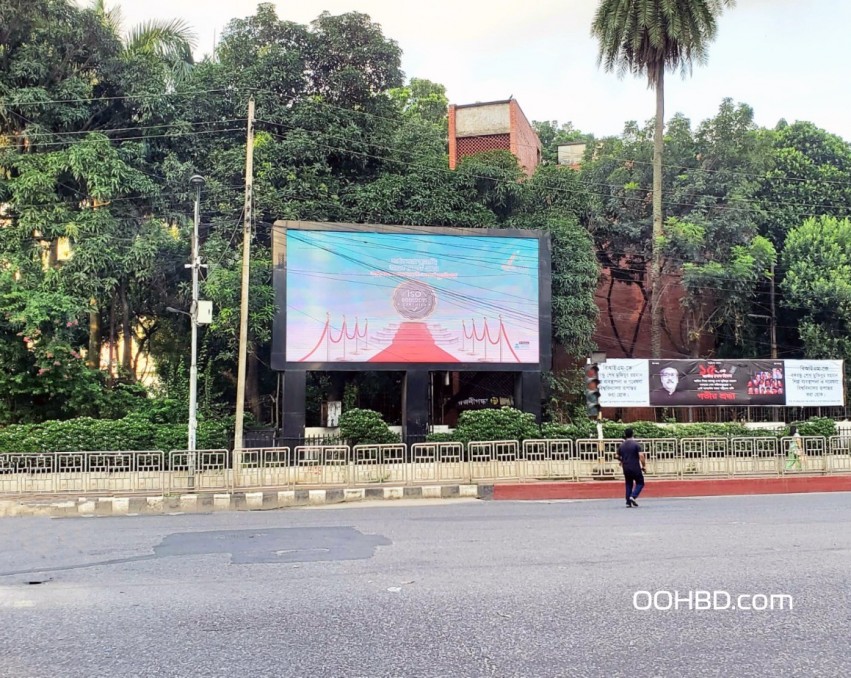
left=0, top=484, right=484, bottom=518
left=5, top=475, right=849, bottom=517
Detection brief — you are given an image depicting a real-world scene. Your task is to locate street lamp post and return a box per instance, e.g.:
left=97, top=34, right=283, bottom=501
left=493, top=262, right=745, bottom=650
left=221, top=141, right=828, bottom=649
left=187, top=174, right=205, bottom=489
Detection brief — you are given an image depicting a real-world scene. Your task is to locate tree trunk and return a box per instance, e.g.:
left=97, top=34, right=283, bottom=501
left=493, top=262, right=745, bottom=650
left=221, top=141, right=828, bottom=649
left=87, top=299, right=101, bottom=369
left=690, top=309, right=702, bottom=358
left=650, top=63, right=665, bottom=359
left=247, top=347, right=262, bottom=422
left=108, top=291, right=116, bottom=382
left=119, top=281, right=134, bottom=380
left=47, top=240, right=58, bottom=269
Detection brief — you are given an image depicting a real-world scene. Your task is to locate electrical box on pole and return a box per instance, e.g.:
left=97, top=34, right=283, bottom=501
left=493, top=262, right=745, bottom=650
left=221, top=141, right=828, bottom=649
left=196, top=300, right=213, bottom=325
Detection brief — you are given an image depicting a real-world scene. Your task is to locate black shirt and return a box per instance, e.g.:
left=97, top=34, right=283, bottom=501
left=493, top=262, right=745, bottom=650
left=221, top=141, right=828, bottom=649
left=618, top=438, right=643, bottom=474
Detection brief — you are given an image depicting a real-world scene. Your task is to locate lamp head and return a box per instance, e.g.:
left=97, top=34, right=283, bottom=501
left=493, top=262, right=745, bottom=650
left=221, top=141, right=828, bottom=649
left=189, top=174, right=205, bottom=189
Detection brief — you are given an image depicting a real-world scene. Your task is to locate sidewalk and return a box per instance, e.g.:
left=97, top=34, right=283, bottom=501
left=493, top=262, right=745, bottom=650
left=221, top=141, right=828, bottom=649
left=3, top=474, right=850, bottom=517
left=487, top=474, right=851, bottom=501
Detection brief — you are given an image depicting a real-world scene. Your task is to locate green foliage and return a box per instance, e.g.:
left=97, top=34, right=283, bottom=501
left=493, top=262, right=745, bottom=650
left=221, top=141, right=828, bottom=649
left=0, top=412, right=231, bottom=453
left=756, top=122, right=851, bottom=249
left=541, top=421, right=595, bottom=440
left=452, top=407, right=540, bottom=443
left=542, top=420, right=800, bottom=440
left=338, top=408, right=399, bottom=446
left=455, top=150, right=524, bottom=221
left=781, top=216, right=851, bottom=367
left=793, top=417, right=836, bottom=438
left=387, top=78, right=449, bottom=125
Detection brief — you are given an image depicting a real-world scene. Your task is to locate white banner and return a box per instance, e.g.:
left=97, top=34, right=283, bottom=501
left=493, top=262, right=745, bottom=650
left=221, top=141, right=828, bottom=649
left=599, top=359, right=650, bottom=407
left=783, top=360, right=845, bottom=406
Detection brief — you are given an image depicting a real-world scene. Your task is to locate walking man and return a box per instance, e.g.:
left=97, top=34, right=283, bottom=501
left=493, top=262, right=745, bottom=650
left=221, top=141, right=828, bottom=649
left=617, top=428, right=646, bottom=507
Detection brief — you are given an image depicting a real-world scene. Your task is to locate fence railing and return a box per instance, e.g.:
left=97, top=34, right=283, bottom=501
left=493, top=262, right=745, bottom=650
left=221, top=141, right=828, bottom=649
left=2, top=436, right=850, bottom=495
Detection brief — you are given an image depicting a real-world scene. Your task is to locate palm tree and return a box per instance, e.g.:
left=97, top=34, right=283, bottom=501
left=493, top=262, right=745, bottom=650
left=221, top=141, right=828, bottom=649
left=591, top=0, right=734, bottom=358
left=91, top=0, right=197, bottom=86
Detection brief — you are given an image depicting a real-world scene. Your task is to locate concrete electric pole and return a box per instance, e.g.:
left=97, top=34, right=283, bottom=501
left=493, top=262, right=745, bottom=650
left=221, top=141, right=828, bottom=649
left=234, top=97, right=255, bottom=452
left=188, top=173, right=205, bottom=486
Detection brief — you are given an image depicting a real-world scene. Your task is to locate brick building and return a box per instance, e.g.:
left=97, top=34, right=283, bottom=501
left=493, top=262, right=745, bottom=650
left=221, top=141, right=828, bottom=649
left=556, top=141, right=587, bottom=169
left=448, top=98, right=541, bottom=175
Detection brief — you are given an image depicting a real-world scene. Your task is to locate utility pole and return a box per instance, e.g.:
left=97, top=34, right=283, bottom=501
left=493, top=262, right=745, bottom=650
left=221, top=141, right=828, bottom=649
left=234, top=97, right=255, bottom=452
left=769, top=262, right=778, bottom=359
left=748, top=262, right=778, bottom=360
left=188, top=174, right=205, bottom=489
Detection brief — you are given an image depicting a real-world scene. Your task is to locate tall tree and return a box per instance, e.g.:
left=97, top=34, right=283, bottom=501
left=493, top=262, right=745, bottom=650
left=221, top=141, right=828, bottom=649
left=754, top=121, right=851, bottom=249
left=781, top=216, right=851, bottom=367
left=591, top=0, right=734, bottom=357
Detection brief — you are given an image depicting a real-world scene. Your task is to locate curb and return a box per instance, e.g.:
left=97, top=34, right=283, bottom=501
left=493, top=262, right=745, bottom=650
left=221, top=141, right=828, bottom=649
left=0, top=484, right=483, bottom=518
left=488, top=475, right=851, bottom=501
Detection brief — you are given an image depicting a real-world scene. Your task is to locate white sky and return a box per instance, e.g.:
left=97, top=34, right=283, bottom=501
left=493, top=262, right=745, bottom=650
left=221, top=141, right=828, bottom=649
left=114, top=0, right=851, bottom=140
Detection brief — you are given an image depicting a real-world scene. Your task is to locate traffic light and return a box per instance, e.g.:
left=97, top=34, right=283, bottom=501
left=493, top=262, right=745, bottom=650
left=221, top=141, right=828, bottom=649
left=585, top=361, right=601, bottom=418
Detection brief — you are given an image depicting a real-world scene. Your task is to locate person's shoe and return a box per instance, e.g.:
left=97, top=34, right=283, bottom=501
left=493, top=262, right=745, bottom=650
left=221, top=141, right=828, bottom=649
left=628, top=498, right=639, bottom=507
left=625, top=501, right=632, bottom=508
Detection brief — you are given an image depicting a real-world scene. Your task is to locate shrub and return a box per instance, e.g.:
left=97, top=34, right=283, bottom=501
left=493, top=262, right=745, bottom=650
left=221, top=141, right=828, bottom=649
left=794, top=417, right=836, bottom=438
left=0, top=413, right=232, bottom=453
left=338, top=408, right=399, bottom=447
left=453, top=407, right=540, bottom=443
left=541, top=421, right=595, bottom=440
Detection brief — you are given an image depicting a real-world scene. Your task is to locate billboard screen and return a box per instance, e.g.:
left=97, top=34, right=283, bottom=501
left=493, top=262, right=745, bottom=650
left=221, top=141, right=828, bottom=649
left=275, top=225, right=547, bottom=368
left=599, top=359, right=845, bottom=407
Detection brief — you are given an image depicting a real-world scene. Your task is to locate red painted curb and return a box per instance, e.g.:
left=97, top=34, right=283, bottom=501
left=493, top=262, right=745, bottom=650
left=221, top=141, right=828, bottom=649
left=491, top=475, right=851, bottom=501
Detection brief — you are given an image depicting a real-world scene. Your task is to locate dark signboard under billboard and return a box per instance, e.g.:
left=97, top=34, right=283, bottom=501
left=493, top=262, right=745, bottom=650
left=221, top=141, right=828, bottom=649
left=649, top=360, right=786, bottom=407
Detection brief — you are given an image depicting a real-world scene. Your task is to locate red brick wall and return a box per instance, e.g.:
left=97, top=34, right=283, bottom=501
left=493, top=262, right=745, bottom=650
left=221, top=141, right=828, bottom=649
left=448, top=104, right=458, bottom=170
left=455, top=134, right=511, bottom=162
left=449, top=101, right=541, bottom=174
left=593, top=268, right=712, bottom=421
left=594, top=268, right=692, bottom=360
left=509, top=100, right=541, bottom=175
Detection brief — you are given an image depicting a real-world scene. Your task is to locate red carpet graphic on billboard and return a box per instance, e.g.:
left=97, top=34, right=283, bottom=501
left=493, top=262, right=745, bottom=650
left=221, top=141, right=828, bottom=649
left=296, top=314, right=524, bottom=363
left=368, top=322, right=458, bottom=362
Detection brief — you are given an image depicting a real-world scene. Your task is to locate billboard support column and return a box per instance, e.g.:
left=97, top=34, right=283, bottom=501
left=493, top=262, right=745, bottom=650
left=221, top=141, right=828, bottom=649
left=282, top=371, right=306, bottom=444
left=403, top=370, right=429, bottom=445
left=515, top=372, right=542, bottom=424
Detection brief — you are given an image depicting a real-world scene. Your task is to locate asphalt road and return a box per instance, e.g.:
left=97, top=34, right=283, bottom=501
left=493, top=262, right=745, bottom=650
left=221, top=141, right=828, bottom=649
left=0, top=493, right=849, bottom=677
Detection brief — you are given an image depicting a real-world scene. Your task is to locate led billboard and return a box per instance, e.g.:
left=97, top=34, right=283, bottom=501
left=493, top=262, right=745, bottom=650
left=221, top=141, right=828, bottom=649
left=272, top=223, right=549, bottom=369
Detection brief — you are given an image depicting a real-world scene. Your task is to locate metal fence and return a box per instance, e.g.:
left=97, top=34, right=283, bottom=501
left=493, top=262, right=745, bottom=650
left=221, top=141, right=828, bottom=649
left=2, top=436, right=851, bottom=495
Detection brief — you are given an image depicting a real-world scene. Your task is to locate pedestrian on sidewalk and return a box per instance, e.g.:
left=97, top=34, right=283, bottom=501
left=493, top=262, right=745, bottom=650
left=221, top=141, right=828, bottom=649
left=617, top=428, right=646, bottom=508
left=784, top=425, right=804, bottom=471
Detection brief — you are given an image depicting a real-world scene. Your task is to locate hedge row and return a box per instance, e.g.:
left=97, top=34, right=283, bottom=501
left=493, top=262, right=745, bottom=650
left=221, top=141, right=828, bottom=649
left=0, top=408, right=840, bottom=452
left=426, top=409, right=838, bottom=443
left=0, top=413, right=233, bottom=453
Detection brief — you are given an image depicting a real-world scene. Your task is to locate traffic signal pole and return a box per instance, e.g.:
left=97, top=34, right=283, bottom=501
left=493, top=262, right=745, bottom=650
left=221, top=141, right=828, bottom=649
left=585, top=360, right=602, bottom=418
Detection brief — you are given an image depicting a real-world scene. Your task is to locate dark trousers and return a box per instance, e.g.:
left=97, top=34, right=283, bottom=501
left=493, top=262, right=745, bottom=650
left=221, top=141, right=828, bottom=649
left=624, top=469, right=645, bottom=502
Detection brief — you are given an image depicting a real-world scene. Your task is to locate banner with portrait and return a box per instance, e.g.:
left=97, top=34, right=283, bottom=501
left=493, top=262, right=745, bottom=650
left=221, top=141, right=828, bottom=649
left=598, top=358, right=844, bottom=408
